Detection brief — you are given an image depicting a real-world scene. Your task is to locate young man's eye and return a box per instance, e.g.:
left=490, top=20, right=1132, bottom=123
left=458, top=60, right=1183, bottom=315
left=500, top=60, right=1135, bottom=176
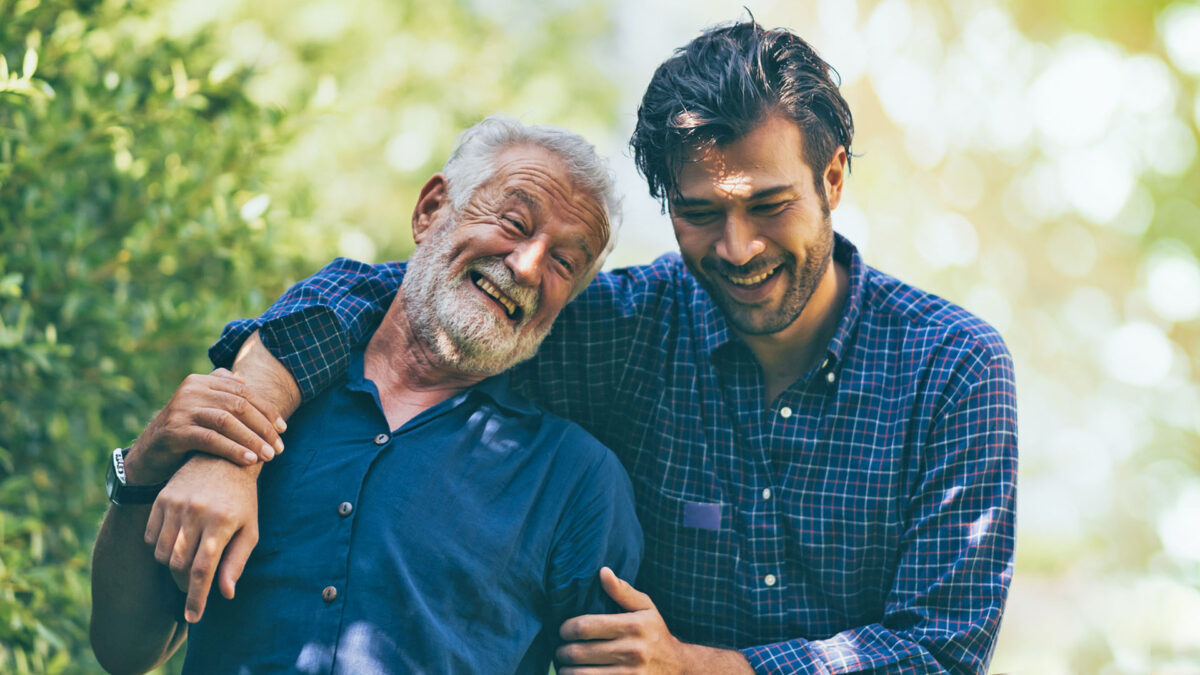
left=678, top=211, right=721, bottom=225
left=753, top=202, right=788, bottom=215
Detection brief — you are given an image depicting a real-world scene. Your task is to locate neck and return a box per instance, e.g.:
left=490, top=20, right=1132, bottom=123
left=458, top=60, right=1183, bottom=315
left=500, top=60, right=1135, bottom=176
left=739, top=257, right=848, bottom=403
left=364, top=290, right=486, bottom=429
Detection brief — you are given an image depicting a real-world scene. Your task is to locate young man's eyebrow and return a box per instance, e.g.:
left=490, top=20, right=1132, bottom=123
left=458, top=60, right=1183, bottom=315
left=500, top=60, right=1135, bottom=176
left=671, top=184, right=798, bottom=208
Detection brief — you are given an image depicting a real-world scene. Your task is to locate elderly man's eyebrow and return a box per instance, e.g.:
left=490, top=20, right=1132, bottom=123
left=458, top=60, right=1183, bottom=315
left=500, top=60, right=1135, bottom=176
left=504, top=188, right=542, bottom=215
left=573, top=233, right=596, bottom=267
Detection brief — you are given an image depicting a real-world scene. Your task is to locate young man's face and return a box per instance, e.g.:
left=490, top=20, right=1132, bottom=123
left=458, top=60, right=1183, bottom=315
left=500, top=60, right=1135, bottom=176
left=403, top=144, right=609, bottom=374
left=668, top=114, right=846, bottom=336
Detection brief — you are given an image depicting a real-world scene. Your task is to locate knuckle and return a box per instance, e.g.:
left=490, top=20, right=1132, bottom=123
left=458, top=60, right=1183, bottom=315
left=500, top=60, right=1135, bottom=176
left=191, top=562, right=212, bottom=581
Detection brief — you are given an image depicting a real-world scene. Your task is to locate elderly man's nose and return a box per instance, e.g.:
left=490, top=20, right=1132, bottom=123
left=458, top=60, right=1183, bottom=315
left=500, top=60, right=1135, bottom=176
left=506, top=239, right=547, bottom=285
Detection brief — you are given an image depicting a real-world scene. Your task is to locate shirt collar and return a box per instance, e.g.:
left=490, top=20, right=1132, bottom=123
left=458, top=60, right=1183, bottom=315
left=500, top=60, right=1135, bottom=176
left=345, top=347, right=540, bottom=418
left=700, top=232, right=866, bottom=372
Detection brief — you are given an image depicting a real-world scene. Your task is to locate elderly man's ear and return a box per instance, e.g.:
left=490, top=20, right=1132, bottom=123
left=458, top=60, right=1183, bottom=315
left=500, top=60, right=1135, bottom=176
left=411, top=173, right=450, bottom=244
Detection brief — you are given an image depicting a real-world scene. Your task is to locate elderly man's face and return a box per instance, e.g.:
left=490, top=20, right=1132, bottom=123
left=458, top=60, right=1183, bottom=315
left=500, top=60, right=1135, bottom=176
left=402, top=144, right=608, bottom=374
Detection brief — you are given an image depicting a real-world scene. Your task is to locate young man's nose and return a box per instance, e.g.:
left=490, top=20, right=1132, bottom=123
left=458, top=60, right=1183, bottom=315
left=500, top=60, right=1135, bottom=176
left=714, top=215, right=765, bottom=266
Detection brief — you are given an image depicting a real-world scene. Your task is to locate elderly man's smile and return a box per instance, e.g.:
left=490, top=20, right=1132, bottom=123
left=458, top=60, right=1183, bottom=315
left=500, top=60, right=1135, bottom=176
left=471, top=271, right=523, bottom=321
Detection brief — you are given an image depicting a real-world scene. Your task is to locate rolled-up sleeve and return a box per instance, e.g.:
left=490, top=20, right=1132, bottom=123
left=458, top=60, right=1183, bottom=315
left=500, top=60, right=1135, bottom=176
left=208, top=257, right=403, bottom=400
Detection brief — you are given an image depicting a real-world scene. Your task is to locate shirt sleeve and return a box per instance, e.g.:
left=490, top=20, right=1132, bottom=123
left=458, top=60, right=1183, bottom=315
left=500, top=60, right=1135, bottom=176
left=545, top=445, right=644, bottom=628
left=207, top=257, right=403, bottom=400
left=741, top=350, right=1018, bottom=674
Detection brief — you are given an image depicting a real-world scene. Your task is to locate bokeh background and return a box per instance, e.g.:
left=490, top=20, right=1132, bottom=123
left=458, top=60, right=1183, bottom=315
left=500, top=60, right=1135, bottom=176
left=3, top=0, right=1199, bottom=672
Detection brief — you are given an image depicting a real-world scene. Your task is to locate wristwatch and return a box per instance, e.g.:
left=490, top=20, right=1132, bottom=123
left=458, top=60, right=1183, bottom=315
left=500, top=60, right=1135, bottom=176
left=105, top=447, right=166, bottom=505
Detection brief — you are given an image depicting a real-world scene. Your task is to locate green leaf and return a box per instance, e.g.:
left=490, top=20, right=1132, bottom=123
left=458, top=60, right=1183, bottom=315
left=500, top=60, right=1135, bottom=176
left=21, top=50, right=37, bottom=81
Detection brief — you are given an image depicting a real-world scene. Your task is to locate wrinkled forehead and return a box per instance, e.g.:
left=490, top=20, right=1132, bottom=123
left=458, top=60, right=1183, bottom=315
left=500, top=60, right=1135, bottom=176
left=486, top=145, right=611, bottom=248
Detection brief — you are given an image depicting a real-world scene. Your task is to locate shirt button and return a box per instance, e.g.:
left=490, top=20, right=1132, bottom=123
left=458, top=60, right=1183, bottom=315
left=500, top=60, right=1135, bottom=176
left=825, top=371, right=836, bottom=384
left=764, top=574, right=777, bottom=587
left=322, top=585, right=338, bottom=602
left=779, top=406, right=793, bottom=419
left=762, top=488, right=772, bottom=500
left=337, top=502, right=354, bottom=517
left=822, top=357, right=830, bottom=369
left=374, top=433, right=390, bottom=445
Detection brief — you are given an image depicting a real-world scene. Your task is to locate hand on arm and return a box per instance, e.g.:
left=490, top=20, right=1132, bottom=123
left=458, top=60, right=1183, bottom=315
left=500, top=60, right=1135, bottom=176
left=123, top=367, right=286, bottom=486
left=556, top=568, right=752, bottom=675
left=142, top=331, right=301, bottom=622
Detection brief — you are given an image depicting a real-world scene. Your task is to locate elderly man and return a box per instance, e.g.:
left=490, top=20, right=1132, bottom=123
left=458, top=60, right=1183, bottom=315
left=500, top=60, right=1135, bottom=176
left=142, top=20, right=1018, bottom=675
left=89, top=116, right=642, bottom=674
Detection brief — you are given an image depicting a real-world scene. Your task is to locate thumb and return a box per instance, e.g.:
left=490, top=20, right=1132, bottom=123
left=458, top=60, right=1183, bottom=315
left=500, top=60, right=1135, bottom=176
left=599, top=566, right=654, bottom=612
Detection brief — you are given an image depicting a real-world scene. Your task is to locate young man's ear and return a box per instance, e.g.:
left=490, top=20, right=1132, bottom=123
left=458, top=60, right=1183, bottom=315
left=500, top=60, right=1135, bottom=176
left=412, top=174, right=450, bottom=244
left=823, top=146, right=847, bottom=210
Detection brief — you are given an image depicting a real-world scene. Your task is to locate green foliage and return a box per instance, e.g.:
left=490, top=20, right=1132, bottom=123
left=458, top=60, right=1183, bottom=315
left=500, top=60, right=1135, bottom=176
left=0, top=0, right=620, bottom=669
left=0, top=0, right=306, bottom=670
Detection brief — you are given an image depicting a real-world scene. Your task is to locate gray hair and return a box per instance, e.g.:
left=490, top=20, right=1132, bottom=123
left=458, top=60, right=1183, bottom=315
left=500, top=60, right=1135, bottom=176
left=441, top=115, right=622, bottom=296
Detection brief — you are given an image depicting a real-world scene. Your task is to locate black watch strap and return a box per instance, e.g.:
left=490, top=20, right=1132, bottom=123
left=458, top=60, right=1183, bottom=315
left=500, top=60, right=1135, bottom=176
left=106, top=447, right=166, bottom=505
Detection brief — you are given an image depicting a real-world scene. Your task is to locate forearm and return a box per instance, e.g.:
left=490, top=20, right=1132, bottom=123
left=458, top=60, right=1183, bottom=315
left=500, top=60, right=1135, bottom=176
left=232, top=331, right=301, bottom=420
left=90, top=504, right=186, bottom=674
left=683, top=644, right=754, bottom=674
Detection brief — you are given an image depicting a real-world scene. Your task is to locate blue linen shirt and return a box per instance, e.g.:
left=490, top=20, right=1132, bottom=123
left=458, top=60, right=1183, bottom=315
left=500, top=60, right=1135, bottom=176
left=210, top=234, right=1018, bottom=674
left=187, top=349, right=643, bottom=674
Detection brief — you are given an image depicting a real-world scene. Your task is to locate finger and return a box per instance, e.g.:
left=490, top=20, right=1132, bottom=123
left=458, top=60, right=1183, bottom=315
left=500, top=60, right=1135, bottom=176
left=555, top=639, right=625, bottom=667
left=168, top=518, right=201, bottom=585
left=599, top=566, right=654, bottom=612
left=213, top=370, right=288, bottom=437
left=239, top=385, right=288, bottom=446
left=217, top=525, right=258, bottom=600
left=145, top=497, right=166, bottom=548
left=226, top=386, right=286, bottom=456
left=560, top=612, right=630, bottom=642
left=200, top=394, right=277, bottom=460
left=191, top=404, right=275, bottom=463
left=185, top=530, right=231, bottom=623
left=153, top=506, right=183, bottom=566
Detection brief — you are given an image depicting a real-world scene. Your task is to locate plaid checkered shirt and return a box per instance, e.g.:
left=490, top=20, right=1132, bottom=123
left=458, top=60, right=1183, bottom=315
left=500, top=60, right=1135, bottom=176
left=210, top=234, right=1018, bottom=674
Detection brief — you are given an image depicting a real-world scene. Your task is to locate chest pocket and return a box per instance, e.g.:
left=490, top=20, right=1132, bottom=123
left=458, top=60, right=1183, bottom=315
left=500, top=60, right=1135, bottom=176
left=635, top=489, right=742, bottom=646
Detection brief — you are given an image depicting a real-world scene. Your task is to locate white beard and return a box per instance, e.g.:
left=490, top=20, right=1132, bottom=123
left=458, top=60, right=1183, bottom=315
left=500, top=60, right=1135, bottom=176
left=400, top=225, right=548, bottom=375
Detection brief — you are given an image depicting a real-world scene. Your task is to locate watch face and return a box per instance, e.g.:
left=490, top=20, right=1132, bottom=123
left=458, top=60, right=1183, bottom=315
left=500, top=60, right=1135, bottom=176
left=106, top=452, right=120, bottom=504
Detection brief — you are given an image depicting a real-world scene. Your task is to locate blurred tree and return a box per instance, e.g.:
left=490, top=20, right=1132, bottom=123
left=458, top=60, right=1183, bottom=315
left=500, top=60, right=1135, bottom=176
left=0, top=0, right=307, bottom=670
left=0, top=0, right=618, bottom=671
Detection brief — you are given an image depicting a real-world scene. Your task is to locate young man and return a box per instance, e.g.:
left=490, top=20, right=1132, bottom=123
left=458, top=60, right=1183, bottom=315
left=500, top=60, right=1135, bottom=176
left=90, top=117, right=642, bottom=674
left=153, top=21, right=1017, bottom=674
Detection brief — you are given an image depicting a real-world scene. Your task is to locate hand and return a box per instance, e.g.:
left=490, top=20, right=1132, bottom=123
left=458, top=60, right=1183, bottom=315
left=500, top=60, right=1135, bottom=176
left=556, top=568, right=753, bottom=674
left=125, top=369, right=287, bottom=485
left=145, top=454, right=261, bottom=623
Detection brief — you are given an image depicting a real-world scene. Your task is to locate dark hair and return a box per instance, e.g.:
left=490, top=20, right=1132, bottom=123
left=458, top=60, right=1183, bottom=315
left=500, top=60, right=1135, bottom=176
left=631, top=20, right=854, bottom=208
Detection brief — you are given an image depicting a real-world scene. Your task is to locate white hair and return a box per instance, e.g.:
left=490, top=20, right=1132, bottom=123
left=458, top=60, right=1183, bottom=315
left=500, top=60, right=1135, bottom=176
left=441, top=115, right=622, bottom=297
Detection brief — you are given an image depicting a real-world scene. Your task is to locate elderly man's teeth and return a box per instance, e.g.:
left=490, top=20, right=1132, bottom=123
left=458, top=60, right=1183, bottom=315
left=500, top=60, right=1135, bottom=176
left=475, top=277, right=517, bottom=317
left=728, top=270, right=773, bottom=286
